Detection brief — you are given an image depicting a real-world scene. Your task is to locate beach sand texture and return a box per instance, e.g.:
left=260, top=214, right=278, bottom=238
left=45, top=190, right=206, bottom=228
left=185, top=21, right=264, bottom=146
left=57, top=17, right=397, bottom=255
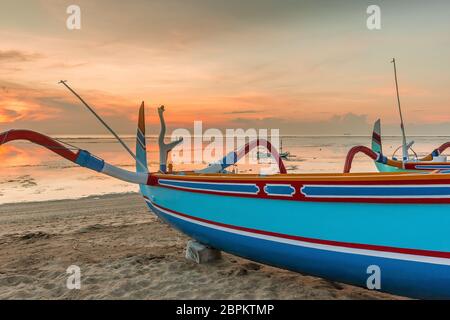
left=0, top=193, right=403, bottom=299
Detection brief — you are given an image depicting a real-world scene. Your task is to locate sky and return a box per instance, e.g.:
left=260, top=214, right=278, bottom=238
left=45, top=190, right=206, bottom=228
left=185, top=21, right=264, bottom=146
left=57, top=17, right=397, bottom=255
left=1, top=0, right=450, bottom=135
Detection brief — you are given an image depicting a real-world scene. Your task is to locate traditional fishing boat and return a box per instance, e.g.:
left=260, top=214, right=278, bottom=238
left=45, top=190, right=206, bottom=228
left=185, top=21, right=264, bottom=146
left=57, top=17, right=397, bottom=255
left=344, top=59, right=450, bottom=173
left=343, top=118, right=450, bottom=173
left=257, top=139, right=290, bottom=160
left=1, top=82, right=450, bottom=299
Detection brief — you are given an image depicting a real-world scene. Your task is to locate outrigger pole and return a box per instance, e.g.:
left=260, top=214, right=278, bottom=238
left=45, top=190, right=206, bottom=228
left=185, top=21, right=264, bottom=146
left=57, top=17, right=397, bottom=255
left=391, top=58, right=408, bottom=161
left=59, top=80, right=144, bottom=168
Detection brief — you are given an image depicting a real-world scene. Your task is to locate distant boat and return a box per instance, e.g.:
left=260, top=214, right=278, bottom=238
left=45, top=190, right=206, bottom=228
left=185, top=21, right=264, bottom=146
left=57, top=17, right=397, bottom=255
left=257, top=151, right=290, bottom=159
left=345, top=59, right=450, bottom=173
left=257, top=139, right=290, bottom=160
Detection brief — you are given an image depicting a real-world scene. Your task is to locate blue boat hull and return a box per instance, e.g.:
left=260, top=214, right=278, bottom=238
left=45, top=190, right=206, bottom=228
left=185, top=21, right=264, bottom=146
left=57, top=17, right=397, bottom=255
left=141, top=185, right=450, bottom=299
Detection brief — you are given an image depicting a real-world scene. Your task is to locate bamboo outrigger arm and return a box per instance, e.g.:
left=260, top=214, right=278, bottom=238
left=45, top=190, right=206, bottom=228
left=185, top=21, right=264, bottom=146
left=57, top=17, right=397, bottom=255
left=343, top=145, right=403, bottom=173
left=0, top=129, right=150, bottom=185
left=421, top=142, right=450, bottom=161
left=195, top=138, right=287, bottom=174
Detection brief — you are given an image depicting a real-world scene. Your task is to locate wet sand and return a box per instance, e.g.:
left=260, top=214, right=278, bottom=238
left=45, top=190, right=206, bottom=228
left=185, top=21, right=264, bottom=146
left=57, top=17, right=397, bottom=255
left=0, top=193, right=403, bottom=299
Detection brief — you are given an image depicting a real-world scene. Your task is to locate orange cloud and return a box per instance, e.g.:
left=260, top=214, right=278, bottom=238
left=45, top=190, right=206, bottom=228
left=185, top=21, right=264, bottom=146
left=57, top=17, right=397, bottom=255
left=0, top=86, right=61, bottom=123
left=0, top=81, right=148, bottom=133
left=0, top=50, right=43, bottom=63
left=0, top=108, right=21, bottom=123
left=367, top=85, right=430, bottom=98
left=1, top=1, right=450, bottom=135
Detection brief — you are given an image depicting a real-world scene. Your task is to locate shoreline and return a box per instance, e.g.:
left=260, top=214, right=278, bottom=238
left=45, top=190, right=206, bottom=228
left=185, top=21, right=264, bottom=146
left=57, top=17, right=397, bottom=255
left=0, top=193, right=404, bottom=299
left=0, top=191, right=139, bottom=207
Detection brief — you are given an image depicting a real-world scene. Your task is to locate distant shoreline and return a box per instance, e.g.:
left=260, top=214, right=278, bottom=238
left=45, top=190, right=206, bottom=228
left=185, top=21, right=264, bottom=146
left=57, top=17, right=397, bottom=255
left=0, top=191, right=139, bottom=207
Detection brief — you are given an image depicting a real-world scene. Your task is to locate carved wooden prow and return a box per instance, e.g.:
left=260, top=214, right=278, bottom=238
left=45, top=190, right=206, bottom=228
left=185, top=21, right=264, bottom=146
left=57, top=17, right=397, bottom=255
left=158, top=105, right=183, bottom=173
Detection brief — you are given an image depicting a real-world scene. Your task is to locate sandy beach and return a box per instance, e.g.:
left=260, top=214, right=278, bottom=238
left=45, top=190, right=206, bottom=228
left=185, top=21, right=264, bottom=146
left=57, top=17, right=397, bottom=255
left=0, top=193, right=405, bottom=300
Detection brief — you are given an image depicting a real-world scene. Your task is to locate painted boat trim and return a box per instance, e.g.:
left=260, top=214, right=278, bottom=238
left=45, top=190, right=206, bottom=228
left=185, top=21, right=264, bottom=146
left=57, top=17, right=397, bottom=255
left=263, top=184, right=295, bottom=197
left=136, top=128, right=146, bottom=149
left=301, top=184, right=450, bottom=199
left=414, top=165, right=450, bottom=170
left=155, top=176, right=450, bottom=203
left=158, top=178, right=260, bottom=195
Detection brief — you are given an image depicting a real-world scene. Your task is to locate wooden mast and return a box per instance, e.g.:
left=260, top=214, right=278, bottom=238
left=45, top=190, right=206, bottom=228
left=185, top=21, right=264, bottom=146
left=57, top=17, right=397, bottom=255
left=391, top=58, right=408, bottom=161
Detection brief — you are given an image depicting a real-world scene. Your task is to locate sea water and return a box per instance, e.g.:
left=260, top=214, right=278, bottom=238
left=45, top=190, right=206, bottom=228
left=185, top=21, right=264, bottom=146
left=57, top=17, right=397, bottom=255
left=1, top=135, right=448, bottom=204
